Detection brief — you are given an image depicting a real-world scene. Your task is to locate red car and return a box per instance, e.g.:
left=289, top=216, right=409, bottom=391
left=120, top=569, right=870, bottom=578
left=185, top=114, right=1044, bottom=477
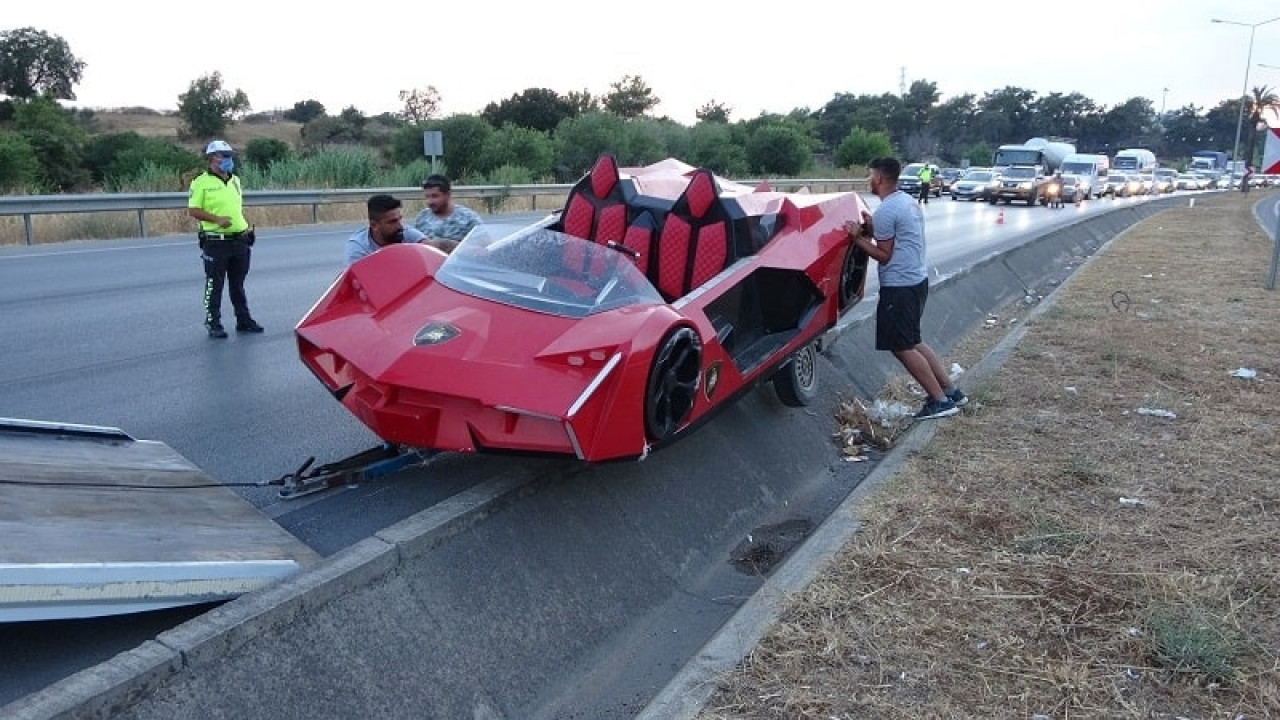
left=296, top=156, right=870, bottom=462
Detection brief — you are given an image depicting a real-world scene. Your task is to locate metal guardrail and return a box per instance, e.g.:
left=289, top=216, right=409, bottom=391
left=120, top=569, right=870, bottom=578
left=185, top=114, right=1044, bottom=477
left=0, top=179, right=866, bottom=246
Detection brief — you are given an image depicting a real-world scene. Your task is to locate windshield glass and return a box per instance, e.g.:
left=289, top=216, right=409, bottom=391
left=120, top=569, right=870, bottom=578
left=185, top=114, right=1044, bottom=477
left=435, top=226, right=665, bottom=318
left=1060, top=162, right=1094, bottom=174
left=993, top=148, right=1042, bottom=166
left=1002, top=167, right=1036, bottom=179
left=963, top=171, right=994, bottom=181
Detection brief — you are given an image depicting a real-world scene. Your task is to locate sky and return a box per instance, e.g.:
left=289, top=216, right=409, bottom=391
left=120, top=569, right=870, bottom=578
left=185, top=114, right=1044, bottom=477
left=7, top=0, right=1280, bottom=126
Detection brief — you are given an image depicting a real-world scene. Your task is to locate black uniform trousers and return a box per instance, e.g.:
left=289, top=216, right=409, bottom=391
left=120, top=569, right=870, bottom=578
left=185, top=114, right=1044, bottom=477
left=202, top=238, right=253, bottom=327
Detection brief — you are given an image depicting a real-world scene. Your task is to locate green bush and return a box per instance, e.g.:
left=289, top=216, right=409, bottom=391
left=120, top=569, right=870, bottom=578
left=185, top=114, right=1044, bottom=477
left=476, top=164, right=535, bottom=213
left=106, top=160, right=190, bottom=192
left=476, top=124, right=554, bottom=178
left=834, top=127, right=893, bottom=169
left=244, top=138, right=291, bottom=169
left=0, top=132, right=41, bottom=191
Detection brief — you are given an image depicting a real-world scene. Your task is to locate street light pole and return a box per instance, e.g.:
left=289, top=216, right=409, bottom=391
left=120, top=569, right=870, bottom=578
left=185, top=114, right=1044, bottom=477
left=1213, top=15, right=1280, bottom=171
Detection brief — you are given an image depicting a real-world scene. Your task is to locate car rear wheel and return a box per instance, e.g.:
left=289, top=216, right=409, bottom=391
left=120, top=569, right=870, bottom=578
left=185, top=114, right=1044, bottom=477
left=773, top=342, right=819, bottom=407
left=644, top=327, right=702, bottom=442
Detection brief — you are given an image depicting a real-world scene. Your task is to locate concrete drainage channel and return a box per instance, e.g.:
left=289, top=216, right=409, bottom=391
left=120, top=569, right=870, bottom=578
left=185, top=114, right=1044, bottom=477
left=6, top=198, right=1188, bottom=720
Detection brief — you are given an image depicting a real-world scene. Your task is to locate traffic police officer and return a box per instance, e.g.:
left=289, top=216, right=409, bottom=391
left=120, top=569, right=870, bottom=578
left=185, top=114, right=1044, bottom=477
left=187, top=140, right=263, bottom=338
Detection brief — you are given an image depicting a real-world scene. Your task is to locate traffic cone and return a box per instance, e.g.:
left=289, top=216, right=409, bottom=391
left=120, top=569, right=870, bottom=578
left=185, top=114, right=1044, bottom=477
left=996, top=209, right=1004, bottom=225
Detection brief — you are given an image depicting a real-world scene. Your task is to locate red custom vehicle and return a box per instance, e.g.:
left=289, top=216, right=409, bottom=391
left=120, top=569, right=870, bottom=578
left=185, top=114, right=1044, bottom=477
left=295, top=156, right=869, bottom=463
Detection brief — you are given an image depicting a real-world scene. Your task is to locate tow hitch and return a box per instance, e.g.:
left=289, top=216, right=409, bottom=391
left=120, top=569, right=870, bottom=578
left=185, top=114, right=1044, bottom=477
left=275, top=444, right=435, bottom=499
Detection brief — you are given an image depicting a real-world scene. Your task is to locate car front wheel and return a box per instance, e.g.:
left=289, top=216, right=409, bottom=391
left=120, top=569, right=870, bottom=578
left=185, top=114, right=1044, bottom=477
left=644, top=326, right=702, bottom=442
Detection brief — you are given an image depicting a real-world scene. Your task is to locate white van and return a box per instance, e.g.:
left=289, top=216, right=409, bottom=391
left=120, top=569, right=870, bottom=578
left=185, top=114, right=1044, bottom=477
left=1059, top=153, right=1109, bottom=198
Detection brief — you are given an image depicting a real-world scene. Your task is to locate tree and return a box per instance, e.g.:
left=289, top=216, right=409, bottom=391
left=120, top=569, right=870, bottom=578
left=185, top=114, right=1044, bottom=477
left=746, top=123, right=812, bottom=176
left=0, top=132, right=40, bottom=190
left=975, top=86, right=1038, bottom=144
left=482, top=88, right=578, bottom=133
left=1101, top=97, right=1155, bottom=148
left=176, top=72, right=250, bottom=139
left=476, top=123, right=555, bottom=178
left=688, top=122, right=747, bottom=176
left=565, top=89, right=598, bottom=115
left=431, top=114, right=495, bottom=181
left=11, top=95, right=87, bottom=190
left=553, top=111, right=629, bottom=178
left=398, top=86, right=441, bottom=124
left=0, top=27, right=85, bottom=100
left=602, top=75, right=659, bottom=118
left=695, top=100, right=731, bottom=124
left=284, top=99, right=326, bottom=123
left=834, top=128, right=893, bottom=169
left=1243, top=85, right=1279, bottom=167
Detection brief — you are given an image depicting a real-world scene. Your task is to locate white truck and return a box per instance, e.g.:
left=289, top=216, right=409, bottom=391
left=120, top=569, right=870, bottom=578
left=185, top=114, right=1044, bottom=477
left=1059, top=153, right=1110, bottom=199
left=1112, top=148, right=1157, bottom=175
left=990, top=137, right=1077, bottom=205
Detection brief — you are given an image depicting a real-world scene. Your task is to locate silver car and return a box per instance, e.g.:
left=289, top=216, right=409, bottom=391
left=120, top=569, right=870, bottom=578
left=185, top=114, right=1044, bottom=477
left=950, top=170, right=999, bottom=201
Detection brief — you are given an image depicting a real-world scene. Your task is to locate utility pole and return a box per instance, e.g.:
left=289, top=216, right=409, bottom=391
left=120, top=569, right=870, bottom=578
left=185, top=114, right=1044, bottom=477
left=899, top=67, right=906, bottom=97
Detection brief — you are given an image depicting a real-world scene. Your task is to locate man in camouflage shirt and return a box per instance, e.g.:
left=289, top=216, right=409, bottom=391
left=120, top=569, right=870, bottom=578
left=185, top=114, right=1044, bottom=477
left=413, top=174, right=483, bottom=253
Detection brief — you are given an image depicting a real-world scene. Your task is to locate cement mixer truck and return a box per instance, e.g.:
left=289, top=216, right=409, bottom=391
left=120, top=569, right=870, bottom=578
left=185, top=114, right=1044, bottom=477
left=990, top=137, right=1076, bottom=205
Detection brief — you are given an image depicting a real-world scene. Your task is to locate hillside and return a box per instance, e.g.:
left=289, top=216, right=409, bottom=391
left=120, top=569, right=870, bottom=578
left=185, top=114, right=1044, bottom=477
left=91, top=111, right=304, bottom=151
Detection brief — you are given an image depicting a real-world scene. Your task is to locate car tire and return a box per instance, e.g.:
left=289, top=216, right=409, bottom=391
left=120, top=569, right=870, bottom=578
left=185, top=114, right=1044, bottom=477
left=838, top=243, right=869, bottom=310
left=644, top=326, right=702, bottom=442
left=772, top=341, right=819, bottom=408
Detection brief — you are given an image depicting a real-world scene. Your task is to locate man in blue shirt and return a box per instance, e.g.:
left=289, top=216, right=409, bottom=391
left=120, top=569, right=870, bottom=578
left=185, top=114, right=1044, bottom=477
left=845, top=156, right=965, bottom=420
left=346, top=194, right=428, bottom=265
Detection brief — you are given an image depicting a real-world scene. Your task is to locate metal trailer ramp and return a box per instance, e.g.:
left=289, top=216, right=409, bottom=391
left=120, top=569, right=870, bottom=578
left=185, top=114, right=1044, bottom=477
left=0, top=419, right=319, bottom=623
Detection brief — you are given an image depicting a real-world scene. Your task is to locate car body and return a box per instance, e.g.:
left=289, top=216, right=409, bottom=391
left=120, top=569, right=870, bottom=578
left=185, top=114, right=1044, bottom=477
left=898, top=162, right=942, bottom=197
left=1135, top=173, right=1156, bottom=195
left=1152, top=168, right=1178, bottom=194
left=950, top=169, right=999, bottom=201
left=295, top=156, right=871, bottom=462
left=1104, top=173, right=1138, bottom=197
left=938, top=168, right=964, bottom=193
left=991, top=165, right=1042, bottom=205
left=1174, top=173, right=1202, bottom=191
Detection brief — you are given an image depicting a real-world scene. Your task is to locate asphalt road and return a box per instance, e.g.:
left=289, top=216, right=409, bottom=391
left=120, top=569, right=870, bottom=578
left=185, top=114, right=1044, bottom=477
left=0, top=192, right=1168, bottom=709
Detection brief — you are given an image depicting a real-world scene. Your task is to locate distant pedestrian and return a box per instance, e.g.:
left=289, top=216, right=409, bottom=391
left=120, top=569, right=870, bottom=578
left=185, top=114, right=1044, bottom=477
left=187, top=140, right=262, bottom=339
left=346, top=194, right=428, bottom=265
left=413, top=174, right=483, bottom=254
left=1242, top=164, right=1254, bottom=193
left=844, top=156, right=965, bottom=420
left=917, top=164, right=933, bottom=204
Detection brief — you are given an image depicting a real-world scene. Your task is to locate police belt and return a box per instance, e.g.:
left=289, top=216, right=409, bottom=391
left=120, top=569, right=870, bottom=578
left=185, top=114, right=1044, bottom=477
left=199, top=230, right=248, bottom=240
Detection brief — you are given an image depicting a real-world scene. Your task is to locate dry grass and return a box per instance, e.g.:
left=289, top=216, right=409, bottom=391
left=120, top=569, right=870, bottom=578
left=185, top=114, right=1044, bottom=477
left=92, top=112, right=304, bottom=151
left=701, top=191, right=1280, bottom=719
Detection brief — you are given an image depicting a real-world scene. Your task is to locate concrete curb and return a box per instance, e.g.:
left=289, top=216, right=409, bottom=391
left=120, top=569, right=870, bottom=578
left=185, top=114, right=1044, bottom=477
left=2, top=475, right=533, bottom=720
left=636, top=197, right=1185, bottom=719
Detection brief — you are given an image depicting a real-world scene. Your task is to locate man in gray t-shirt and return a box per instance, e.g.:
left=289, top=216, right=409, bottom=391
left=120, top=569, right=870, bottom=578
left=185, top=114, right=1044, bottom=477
left=844, top=156, right=965, bottom=420
left=413, top=174, right=483, bottom=254
left=346, top=194, right=427, bottom=266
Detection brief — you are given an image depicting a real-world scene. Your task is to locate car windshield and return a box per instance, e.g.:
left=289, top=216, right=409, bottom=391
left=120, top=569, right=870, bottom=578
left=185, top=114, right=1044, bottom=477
left=435, top=225, right=665, bottom=318
left=964, top=171, right=994, bottom=181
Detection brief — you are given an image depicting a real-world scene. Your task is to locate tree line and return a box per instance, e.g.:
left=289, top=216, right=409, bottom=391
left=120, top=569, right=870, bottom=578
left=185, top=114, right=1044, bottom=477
left=2, top=26, right=1277, bottom=195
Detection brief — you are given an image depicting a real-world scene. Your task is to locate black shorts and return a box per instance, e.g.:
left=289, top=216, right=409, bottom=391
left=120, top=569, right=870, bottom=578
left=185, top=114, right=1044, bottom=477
left=876, top=279, right=928, bottom=351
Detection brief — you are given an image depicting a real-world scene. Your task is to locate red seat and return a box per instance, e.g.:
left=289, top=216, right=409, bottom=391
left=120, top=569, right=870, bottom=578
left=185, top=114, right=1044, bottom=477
left=562, top=154, right=630, bottom=276
left=654, top=169, right=732, bottom=300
